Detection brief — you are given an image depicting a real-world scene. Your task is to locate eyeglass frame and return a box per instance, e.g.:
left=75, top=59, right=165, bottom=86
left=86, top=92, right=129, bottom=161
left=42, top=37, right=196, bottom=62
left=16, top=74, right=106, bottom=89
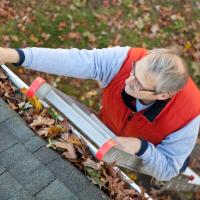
left=131, top=62, right=158, bottom=93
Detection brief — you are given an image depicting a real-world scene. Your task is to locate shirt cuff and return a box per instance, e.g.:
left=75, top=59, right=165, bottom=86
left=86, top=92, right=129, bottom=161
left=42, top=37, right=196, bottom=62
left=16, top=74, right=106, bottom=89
left=12, top=48, right=25, bottom=67
left=135, top=139, right=149, bottom=156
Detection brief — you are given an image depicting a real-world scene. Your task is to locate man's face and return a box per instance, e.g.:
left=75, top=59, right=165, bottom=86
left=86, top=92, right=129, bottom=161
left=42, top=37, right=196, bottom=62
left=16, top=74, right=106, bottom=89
left=124, top=58, right=170, bottom=102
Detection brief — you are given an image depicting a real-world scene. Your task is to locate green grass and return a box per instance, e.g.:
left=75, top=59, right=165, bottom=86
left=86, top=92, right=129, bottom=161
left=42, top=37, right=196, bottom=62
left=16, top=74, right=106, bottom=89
left=0, top=0, right=199, bottom=110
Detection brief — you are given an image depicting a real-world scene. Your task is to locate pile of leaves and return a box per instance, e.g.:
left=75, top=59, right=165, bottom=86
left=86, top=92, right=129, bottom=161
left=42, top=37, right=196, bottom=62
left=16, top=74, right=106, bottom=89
left=0, top=68, right=147, bottom=200
left=0, top=0, right=15, bottom=24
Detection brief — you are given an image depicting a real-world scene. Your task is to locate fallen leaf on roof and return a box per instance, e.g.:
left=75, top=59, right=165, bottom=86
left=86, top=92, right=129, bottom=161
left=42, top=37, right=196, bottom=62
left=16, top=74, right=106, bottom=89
left=48, top=124, right=65, bottom=138
left=30, top=116, right=55, bottom=129
left=83, top=158, right=101, bottom=170
left=28, top=96, right=43, bottom=112
left=37, top=127, right=49, bottom=137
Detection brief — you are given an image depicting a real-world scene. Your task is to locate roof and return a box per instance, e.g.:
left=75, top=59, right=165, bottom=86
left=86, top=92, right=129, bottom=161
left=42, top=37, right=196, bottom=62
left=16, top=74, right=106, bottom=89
left=0, top=98, right=109, bottom=200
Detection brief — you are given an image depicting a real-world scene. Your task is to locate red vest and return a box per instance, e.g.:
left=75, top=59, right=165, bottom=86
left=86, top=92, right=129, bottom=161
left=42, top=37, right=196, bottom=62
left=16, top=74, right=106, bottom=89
left=99, top=48, right=200, bottom=145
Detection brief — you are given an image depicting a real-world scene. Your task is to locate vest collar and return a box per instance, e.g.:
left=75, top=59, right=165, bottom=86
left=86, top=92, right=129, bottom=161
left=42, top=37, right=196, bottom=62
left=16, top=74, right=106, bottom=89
left=121, top=87, right=170, bottom=122
left=143, top=99, right=170, bottom=122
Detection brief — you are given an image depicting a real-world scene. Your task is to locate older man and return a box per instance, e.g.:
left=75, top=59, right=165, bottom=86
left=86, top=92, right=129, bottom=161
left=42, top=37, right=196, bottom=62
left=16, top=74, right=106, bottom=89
left=0, top=46, right=200, bottom=181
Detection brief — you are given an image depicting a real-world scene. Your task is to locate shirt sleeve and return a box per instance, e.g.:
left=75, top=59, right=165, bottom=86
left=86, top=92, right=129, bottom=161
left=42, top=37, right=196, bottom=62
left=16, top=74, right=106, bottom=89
left=137, top=115, right=200, bottom=181
left=21, top=46, right=130, bottom=88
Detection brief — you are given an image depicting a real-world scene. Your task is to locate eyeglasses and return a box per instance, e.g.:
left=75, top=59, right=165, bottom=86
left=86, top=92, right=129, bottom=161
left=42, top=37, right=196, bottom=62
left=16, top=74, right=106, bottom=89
left=131, top=62, right=157, bottom=93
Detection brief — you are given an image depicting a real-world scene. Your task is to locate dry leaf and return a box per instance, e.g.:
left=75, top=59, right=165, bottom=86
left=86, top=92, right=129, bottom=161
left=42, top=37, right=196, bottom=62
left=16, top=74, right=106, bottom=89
left=30, top=34, right=39, bottom=43
left=29, top=96, right=43, bottom=111
left=54, top=141, right=71, bottom=149
left=61, top=132, right=83, bottom=145
left=20, top=87, right=28, bottom=94
left=18, top=101, right=26, bottom=108
left=36, top=127, right=49, bottom=137
left=83, top=158, right=101, bottom=170
left=58, top=21, right=67, bottom=31
left=62, top=144, right=77, bottom=159
left=30, top=116, right=55, bottom=128
left=7, top=99, right=18, bottom=110
left=67, top=133, right=83, bottom=145
left=67, top=32, right=81, bottom=40
left=48, top=125, right=65, bottom=138
left=60, top=118, right=70, bottom=130
left=151, top=24, right=159, bottom=34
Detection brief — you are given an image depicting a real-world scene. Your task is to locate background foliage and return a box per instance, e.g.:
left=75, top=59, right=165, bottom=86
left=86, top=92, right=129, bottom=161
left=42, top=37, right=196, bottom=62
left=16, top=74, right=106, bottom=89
left=0, top=0, right=199, bottom=111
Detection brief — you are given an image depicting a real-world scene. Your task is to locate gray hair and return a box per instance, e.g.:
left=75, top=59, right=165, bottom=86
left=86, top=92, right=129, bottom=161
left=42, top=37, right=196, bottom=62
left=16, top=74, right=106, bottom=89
left=145, top=48, right=188, bottom=93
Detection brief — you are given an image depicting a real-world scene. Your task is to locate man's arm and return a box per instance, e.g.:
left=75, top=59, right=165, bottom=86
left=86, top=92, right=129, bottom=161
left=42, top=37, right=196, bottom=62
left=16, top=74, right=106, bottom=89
left=136, top=115, right=200, bottom=181
left=114, top=115, right=200, bottom=181
left=16, top=46, right=130, bottom=88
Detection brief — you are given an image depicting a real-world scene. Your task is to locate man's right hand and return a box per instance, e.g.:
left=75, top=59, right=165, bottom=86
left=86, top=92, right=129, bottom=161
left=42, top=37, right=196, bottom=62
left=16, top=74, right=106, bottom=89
left=0, top=47, right=20, bottom=65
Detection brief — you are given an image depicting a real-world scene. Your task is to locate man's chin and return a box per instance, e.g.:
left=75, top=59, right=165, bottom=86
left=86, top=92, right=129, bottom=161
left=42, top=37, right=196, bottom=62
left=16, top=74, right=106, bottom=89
left=124, top=85, right=137, bottom=98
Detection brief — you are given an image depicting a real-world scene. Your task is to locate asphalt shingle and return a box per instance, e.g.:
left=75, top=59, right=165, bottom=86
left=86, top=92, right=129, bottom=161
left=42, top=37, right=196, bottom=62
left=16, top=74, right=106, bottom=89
left=47, top=158, right=109, bottom=200
left=8, top=188, right=35, bottom=200
left=33, top=146, right=60, bottom=165
left=0, top=99, right=17, bottom=123
left=9, top=156, right=55, bottom=195
left=24, top=136, right=47, bottom=153
left=0, top=143, right=33, bottom=170
left=0, top=165, right=5, bottom=175
left=47, top=158, right=91, bottom=194
left=79, top=185, right=109, bottom=200
left=35, top=179, right=78, bottom=200
left=1, top=116, right=35, bottom=143
left=0, top=125, right=18, bottom=153
left=0, top=172, right=23, bottom=200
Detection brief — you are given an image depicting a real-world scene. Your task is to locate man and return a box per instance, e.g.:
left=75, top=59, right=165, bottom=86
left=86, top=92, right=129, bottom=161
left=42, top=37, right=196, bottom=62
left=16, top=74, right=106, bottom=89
left=0, top=46, right=200, bottom=181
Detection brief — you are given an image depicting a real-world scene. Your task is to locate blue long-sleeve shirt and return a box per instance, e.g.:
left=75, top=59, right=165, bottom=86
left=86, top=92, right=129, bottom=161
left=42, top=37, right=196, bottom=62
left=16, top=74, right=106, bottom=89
left=19, top=46, right=200, bottom=181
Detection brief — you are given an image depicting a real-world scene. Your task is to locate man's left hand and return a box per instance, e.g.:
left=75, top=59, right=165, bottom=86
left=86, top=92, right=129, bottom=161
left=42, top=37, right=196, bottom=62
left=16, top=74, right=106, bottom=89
left=112, top=137, right=142, bottom=155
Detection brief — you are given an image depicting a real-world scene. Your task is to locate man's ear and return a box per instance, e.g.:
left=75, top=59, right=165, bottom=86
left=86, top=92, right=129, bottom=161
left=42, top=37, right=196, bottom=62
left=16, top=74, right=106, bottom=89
left=156, top=93, right=171, bottom=100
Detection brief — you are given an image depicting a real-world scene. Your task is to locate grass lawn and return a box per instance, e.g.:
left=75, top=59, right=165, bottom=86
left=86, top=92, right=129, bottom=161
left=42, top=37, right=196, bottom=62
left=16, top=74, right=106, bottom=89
left=0, top=0, right=199, bottom=110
